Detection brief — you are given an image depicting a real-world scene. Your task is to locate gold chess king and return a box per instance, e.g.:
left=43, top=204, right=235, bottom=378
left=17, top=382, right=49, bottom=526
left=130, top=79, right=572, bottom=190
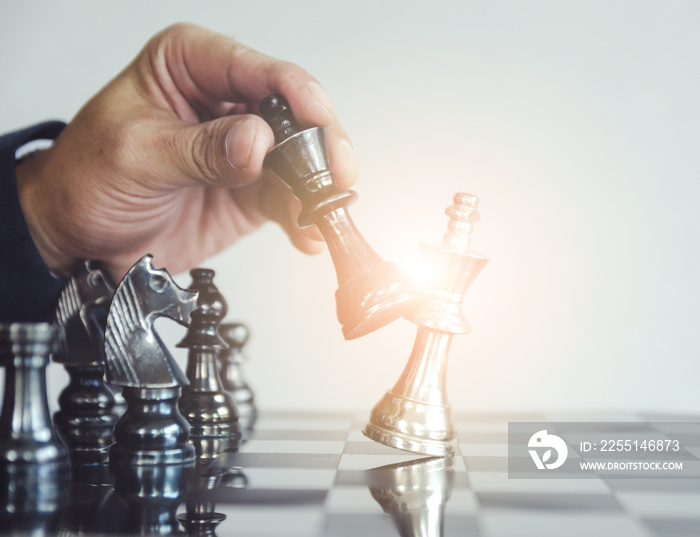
left=364, top=193, right=489, bottom=456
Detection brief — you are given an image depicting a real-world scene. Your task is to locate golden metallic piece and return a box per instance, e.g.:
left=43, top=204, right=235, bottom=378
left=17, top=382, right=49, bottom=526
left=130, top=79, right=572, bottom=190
left=364, top=193, right=488, bottom=456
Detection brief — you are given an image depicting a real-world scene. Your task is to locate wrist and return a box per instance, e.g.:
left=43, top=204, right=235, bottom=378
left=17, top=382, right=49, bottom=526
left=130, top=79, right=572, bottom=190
left=15, top=150, right=77, bottom=278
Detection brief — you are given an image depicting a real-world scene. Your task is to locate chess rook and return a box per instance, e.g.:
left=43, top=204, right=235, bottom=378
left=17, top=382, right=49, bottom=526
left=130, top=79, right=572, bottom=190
left=177, top=269, right=240, bottom=454
left=104, top=255, right=197, bottom=466
left=0, top=323, right=70, bottom=529
left=218, top=322, right=257, bottom=431
left=260, top=94, right=418, bottom=339
left=364, top=193, right=489, bottom=456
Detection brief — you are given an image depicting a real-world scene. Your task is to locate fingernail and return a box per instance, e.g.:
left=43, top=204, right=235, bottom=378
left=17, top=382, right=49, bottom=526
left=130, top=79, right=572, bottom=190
left=226, top=118, right=257, bottom=169
left=307, top=81, right=334, bottom=116
left=339, top=138, right=358, bottom=175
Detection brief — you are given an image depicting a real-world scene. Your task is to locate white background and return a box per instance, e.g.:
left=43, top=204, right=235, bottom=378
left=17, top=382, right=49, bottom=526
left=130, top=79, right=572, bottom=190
left=1, top=1, right=698, bottom=416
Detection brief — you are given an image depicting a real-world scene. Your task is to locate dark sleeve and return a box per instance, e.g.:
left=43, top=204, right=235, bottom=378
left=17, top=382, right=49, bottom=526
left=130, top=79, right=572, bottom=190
left=0, top=121, right=67, bottom=322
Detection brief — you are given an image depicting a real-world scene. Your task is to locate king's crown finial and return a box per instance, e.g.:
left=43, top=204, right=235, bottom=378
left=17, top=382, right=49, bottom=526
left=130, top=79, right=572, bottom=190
left=443, top=192, right=480, bottom=254
left=259, top=93, right=301, bottom=143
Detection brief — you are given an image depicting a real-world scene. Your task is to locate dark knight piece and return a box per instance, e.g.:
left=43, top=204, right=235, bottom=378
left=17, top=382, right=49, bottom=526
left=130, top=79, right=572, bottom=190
left=104, top=255, right=198, bottom=466
left=52, top=260, right=119, bottom=465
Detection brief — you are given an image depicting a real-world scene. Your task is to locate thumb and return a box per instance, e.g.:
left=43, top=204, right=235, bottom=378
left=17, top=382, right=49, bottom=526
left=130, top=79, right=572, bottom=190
left=168, top=114, right=274, bottom=188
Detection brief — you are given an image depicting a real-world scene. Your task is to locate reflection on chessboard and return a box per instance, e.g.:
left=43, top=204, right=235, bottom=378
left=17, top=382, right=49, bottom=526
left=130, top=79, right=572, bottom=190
left=2, top=409, right=700, bottom=536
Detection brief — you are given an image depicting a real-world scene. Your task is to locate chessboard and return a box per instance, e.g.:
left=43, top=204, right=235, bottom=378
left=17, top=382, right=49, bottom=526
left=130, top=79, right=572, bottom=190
left=3, top=409, right=700, bottom=537
left=132, top=409, right=698, bottom=537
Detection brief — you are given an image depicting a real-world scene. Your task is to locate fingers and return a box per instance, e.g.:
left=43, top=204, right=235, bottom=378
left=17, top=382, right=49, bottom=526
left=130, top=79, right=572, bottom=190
left=165, top=113, right=275, bottom=188
left=149, top=23, right=358, bottom=189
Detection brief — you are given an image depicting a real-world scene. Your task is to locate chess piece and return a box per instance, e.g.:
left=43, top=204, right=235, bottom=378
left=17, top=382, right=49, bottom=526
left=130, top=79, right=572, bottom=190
left=52, top=260, right=119, bottom=465
left=368, top=457, right=455, bottom=537
left=0, top=323, right=70, bottom=531
left=364, top=193, right=488, bottom=456
left=260, top=94, right=418, bottom=339
left=218, top=322, right=257, bottom=431
left=104, top=255, right=198, bottom=466
left=178, top=269, right=240, bottom=453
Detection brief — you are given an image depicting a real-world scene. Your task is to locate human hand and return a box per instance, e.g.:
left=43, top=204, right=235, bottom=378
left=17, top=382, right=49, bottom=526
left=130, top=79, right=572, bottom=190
left=15, top=23, right=357, bottom=282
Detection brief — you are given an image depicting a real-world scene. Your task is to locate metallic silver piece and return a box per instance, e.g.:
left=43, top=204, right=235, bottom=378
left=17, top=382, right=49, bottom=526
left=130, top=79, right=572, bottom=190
left=364, top=193, right=489, bottom=456
left=54, top=260, right=114, bottom=367
left=52, top=261, right=119, bottom=463
left=218, top=322, right=257, bottom=432
left=177, top=269, right=240, bottom=448
left=0, top=323, right=68, bottom=466
left=368, top=457, right=455, bottom=537
left=104, top=255, right=196, bottom=389
left=104, top=255, right=198, bottom=466
left=0, top=323, right=70, bottom=529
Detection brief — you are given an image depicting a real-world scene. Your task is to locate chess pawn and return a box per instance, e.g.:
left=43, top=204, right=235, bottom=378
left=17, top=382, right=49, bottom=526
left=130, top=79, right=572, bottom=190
left=218, top=322, right=257, bottom=431
left=368, top=457, right=455, bottom=537
left=104, top=255, right=198, bottom=466
left=0, top=323, right=70, bottom=530
left=52, top=261, right=119, bottom=466
left=364, top=193, right=488, bottom=456
left=178, top=269, right=240, bottom=452
left=260, top=94, right=418, bottom=339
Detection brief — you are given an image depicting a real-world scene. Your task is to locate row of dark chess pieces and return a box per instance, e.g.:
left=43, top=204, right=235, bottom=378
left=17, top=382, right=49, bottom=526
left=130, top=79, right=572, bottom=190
left=0, top=263, right=257, bottom=534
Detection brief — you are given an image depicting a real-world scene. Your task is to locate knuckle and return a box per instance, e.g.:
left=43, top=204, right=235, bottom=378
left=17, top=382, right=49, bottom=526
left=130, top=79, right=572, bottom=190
left=189, top=122, right=223, bottom=186
left=159, top=22, right=199, bottom=40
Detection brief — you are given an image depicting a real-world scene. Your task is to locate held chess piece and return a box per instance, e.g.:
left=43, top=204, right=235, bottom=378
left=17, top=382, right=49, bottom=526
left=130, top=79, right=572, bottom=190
left=177, top=269, right=240, bottom=453
left=52, top=260, right=119, bottom=466
left=260, top=94, right=418, bottom=339
left=368, top=457, right=455, bottom=537
left=364, top=193, right=488, bottom=456
left=104, top=255, right=198, bottom=466
left=218, top=322, right=257, bottom=431
left=0, top=323, right=70, bottom=531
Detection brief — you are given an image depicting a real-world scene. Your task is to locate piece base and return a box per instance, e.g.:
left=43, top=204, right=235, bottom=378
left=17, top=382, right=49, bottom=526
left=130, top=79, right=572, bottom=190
left=338, top=262, right=420, bottom=340
left=362, top=422, right=456, bottom=457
